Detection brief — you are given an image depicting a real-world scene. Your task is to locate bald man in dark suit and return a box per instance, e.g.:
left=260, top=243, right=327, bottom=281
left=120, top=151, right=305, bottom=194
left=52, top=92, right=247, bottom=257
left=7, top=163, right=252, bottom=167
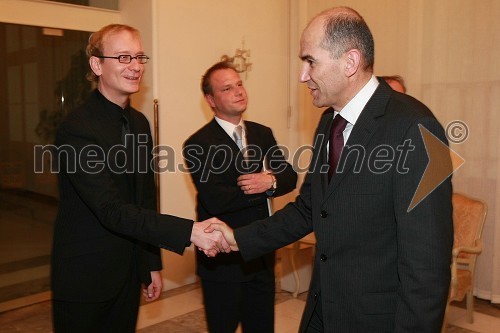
left=208, top=7, right=453, bottom=333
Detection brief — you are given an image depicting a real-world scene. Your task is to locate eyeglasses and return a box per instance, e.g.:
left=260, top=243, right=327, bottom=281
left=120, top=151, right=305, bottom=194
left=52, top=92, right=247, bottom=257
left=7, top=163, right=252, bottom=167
left=93, top=54, right=150, bottom=64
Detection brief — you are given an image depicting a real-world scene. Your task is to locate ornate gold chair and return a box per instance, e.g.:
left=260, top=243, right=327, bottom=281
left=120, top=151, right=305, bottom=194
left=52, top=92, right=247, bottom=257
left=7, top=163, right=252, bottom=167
left=442, top=193, right=487, bottom=330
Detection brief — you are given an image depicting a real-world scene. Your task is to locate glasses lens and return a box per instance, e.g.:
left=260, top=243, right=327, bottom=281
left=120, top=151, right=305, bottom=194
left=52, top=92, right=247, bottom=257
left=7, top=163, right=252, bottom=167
left=118, top=55, right=132, bottom=63
left=137, top=55, right=149, bottom=64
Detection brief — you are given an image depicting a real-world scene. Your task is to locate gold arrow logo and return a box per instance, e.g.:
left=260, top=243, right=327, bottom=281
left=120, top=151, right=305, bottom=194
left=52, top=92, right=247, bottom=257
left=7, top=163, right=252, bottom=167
left=408, top=124, right=465, bottom=212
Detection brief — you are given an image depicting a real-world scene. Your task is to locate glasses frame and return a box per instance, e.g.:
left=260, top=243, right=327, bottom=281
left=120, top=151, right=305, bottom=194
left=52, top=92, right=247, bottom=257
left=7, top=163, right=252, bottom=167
left=93, top=54, right=150, bottom=64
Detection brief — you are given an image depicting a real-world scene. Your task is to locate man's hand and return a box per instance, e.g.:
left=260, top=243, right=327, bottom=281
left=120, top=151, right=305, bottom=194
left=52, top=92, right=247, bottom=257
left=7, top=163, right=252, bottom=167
left=204, top=221, right=239, bottom=251
left=237, top=172, right=274, bottom=195
left=142, top=270, right=162, bottom=302
left=191, top=217, right=230, bottom=256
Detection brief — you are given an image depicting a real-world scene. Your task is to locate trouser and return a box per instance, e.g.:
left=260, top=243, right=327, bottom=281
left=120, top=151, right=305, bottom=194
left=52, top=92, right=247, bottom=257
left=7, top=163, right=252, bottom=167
left=52, top=277, right=141, bottom=333
left=304, top=293, right=324, bottom=333
left=201, top=269, right=275, bottom=333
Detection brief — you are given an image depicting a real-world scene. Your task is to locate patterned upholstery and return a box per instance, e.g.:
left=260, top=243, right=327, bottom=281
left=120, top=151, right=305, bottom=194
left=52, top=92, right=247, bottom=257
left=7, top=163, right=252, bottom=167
left=452, top=194, right=486, bottom=260
left=442, top=193, right=487, bottom=331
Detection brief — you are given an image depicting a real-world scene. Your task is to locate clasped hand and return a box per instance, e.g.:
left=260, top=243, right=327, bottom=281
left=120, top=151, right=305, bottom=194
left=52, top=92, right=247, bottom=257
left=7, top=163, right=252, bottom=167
left=237, top=172, right=274, bottom=195
left=190, top=218, right=238, bottom=257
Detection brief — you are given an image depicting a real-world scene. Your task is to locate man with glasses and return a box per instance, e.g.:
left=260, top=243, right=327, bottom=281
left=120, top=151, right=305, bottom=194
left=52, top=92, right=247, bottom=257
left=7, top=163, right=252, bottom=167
left=51, top=24, right=227, bottom=332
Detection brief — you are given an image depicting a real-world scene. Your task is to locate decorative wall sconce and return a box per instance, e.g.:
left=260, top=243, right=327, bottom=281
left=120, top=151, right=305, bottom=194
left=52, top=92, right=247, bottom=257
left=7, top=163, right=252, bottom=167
left=221, top=39, right=252, bottom=78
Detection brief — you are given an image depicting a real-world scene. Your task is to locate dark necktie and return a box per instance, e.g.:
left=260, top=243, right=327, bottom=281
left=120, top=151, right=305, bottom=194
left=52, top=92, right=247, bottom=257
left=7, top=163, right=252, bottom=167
left=328, top=115, right=348, bottom=181
left=121, top=114, right=130, bottom=145
left=120, top=112, right=136, bottom=195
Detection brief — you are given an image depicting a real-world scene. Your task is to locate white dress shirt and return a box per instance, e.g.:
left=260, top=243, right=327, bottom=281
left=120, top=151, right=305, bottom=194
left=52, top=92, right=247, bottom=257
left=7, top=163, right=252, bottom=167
left=214, top=116, right=246, bottom=148
left=330, top=75, right=379, bottom=151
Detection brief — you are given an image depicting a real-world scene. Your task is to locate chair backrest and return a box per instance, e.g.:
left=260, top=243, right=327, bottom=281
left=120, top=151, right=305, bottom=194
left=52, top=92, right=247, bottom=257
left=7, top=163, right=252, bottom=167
left=452, top=193, right=487, bottom=257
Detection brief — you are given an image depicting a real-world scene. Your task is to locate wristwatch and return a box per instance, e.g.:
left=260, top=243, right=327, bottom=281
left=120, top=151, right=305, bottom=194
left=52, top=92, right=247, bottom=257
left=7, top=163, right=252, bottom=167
left=265, top=173, right=277, bottom=197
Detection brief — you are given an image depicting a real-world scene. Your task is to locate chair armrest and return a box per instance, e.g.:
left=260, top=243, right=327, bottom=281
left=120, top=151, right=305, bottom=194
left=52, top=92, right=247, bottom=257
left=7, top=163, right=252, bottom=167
left=452, top=239, right=483, bottom=259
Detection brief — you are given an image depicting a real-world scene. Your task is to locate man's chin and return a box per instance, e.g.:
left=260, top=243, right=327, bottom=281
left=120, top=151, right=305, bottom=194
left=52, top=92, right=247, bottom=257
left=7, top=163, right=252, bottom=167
left=312, top=99, right=326, bottom=108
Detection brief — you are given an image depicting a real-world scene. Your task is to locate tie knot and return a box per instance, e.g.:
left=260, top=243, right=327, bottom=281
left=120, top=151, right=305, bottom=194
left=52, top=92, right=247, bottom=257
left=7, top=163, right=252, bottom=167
left=233, top=125, right=244, bottom=150
left=332, top=115, right=347, bottom=137
left=121, top=113, right=130, bottom=145
left=233, top=125, right=243, bottom=139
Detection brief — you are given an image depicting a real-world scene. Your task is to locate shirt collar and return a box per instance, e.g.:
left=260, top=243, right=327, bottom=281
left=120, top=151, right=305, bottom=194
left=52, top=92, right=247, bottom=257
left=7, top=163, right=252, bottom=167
left=214, top=116, right=245, bottom=138
left=94, top=89, right=131, bottom=121
left=336, top=75, right=379, bottom=124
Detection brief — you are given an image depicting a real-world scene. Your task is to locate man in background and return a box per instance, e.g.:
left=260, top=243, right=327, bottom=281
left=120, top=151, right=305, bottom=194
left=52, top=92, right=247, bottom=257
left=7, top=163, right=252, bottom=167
left=184, top=61, right=297, bottom=333
left=382, top=74, right=407, bottom=93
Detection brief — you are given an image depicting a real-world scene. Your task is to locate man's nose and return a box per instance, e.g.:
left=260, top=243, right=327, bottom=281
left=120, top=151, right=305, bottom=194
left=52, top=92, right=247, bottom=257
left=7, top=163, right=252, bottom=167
left=128, top=58, right=141, bottom=70
left=299, top=65, right=310, bottom=82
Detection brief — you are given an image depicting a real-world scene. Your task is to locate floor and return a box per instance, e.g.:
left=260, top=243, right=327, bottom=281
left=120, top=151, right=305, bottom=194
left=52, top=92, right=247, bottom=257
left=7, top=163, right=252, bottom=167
left=0, top=190, right=54, bottom=304
left=1, top=283, right=500, bottom=333
left=1, top=190, right=500, bottom=332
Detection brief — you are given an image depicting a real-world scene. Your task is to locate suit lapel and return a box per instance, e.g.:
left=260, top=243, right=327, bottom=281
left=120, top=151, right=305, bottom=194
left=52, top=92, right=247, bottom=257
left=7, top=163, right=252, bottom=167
left=209, top=118, right=240, bottom=151
left=208, top=119, right=244, bottom=176
left=88, top=94, right=122, bottom=150
left=128, top=112, right=143, bottom=205
left=324, top=83, right=390, bottom=200
left=206, top=119, right=265, bottom=176
left=243, top=121, right=264, bottom=172
left=320, top=112, right=334, bottom=197
left=307, top=109, right=334, bottom=200
left=88, top=92, right=139, bottom=203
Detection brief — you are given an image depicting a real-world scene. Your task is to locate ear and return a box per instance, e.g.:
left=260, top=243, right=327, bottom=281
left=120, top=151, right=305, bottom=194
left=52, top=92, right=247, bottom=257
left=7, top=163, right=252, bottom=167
left=204, top=94, right=216, bottom=109
left=344, top=49, right=361, bottom=77
left=89, top=56, right=103, bottom=77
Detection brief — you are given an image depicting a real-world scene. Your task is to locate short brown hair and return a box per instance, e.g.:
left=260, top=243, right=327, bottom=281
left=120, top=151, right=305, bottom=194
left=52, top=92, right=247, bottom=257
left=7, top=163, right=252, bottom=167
left=201, top=61, right=238, bottom=95
left=86, top=24, right=140, bottom=82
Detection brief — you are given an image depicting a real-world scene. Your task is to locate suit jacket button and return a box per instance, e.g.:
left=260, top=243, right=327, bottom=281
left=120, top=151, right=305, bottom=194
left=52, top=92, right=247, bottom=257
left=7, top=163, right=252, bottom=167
left=313, top=292, right=318, bottom=300
left=320, top=254, right=327, bottom=262
left=320, top=210, right=328, bottom=218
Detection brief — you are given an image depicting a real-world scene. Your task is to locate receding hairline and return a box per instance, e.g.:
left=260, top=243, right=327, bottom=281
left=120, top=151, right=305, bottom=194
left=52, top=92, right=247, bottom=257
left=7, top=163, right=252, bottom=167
left=301, top=6, right=364, bottom=50
left=201, top=61, right=239, bottom=95
left=101, top=27, right=140, bottom=45
left=302, top=6, right=374, bottom=71
left=308, top=6, right=363, bottom=29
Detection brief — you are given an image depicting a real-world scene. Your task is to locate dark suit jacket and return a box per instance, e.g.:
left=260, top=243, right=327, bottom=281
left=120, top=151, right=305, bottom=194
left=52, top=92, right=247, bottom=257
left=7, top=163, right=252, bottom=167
left=235, top=80, right=453, bottom=332
left=184, top=119, right=297, bottom=282
left=51, top=90, right=194, bottom=302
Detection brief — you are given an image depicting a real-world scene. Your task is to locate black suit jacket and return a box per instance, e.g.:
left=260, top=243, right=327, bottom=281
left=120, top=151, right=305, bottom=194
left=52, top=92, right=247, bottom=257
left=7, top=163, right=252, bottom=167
left=51, top=90, right=194, bottom=302
left=184, top=119, right=297, bottom=281
left=235, top=80, right=453, bottom=332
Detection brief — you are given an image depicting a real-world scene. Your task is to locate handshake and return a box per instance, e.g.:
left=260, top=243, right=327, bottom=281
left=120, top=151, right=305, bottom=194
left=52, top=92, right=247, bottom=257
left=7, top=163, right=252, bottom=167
left=190, top=218, right=239, bottom=257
